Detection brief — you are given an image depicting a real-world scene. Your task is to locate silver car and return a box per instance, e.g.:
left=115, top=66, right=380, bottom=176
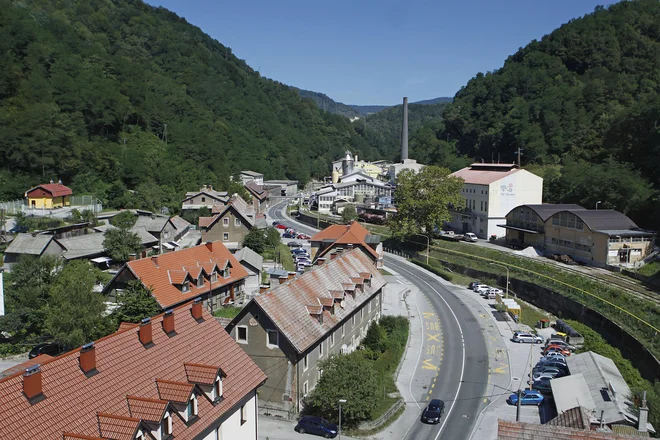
left=512, top=333, right=544, bottom=344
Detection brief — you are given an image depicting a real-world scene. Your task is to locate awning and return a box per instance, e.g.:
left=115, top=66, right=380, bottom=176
left=162, top=242, right=176, bottom=250
left=90, top=256, right=112, bottom=264
left=497, top=225, right=541, bottom=234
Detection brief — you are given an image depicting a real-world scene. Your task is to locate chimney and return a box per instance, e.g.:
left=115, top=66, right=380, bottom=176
left=191, top=298, right=203, bottom=320
left=205, top=242, right=214, bottom=253
left=128, top=254, right=137, bottom=261
left=278, top=276, right=288, bottom=285
left=162, top=309, right=175, bottom=334
left=330, top=253, right=337, bottom=261
left=316, top=258, right=326, bottom=266
left=139, top=317, right=152, bottom=345
left=287, top=272, right=296, bottom=281
left=79, top=342, right=96, bottom=374
left=23, top=364, right=43, bottom=400
left=401, top=97, right=409, bottom=161
left=639, top=391, right=649, bottom=433
left=151, top=255, right=159, bottom=267
left=259, top=285, right=269, bottom=294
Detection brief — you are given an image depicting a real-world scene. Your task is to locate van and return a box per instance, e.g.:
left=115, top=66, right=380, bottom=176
left=464, top=233, right=478, bottom=242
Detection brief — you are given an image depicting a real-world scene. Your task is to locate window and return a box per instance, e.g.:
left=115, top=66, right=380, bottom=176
left=368, top=301, right=372, bottom=313
left=303, top=354, right=308, bottom=371
left=201, top=197, right=206, bottom=202
left=211, top=272, right=218, bottom=282
left=480, top=201, right=483, bottom=211
left=267, top=329, right=278, bottom=347
left=223, top=218, right=229, bottom=227
left=197, top=275, right=204, bottom=288
left=222, top=232, right=229, bottom=241
left=187, top=395, right=198, bottom=418
left=162, top=413, right=173, bottom=436
left=319, top=341, right=324, bottom=358
left=352, top=314, right=356, bottom=326
left=181, top=282, right=190, bottom=293
left=303, top=381, right=309, bottom=397
left=235, top=218, right=241, bottom=227
left=330, top=332, right=335, bottom=346
left=214, top=377, right=222, bottom=401
left=236, top=326, right=248, bottom=343
left=240, top=404, right=247, bottom=425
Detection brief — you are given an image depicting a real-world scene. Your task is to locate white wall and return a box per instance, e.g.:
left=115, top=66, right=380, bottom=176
left=487, top=170, right=543, bottom=238
left=202, top=393, right=258, bottom=440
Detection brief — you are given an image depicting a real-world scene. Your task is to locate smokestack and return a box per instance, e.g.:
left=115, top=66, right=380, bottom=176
left=401, top=97, right=409, bottom=161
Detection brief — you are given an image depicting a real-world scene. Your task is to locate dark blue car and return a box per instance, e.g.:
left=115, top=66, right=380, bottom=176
left=294, top=416, right=338, bottom=438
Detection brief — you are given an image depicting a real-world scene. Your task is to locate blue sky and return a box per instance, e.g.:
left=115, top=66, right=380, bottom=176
left=146, top=0, right=613, bottom=105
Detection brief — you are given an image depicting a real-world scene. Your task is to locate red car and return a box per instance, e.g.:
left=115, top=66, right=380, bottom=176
left=275, top=224, right=287, bottom=230
left=543, top=345, right=570, bottom=356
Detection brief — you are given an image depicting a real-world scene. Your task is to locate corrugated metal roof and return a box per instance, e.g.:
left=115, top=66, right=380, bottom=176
left=518, top=204, right=586, bottom=221
left=571, top=210, right=639, bottom=231
left=551, top=373, right=597, bottom=414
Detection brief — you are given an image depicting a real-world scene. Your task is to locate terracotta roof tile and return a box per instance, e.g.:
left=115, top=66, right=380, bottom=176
left=63, top=434, right=106, bottom=440
left=126, top=396, right=168, bottom=422
left=198, top=216, right=216, bottom=228
left=306, top=305, right=323, bottom=315
left=97, top=413, right=140, bottom=440
left=252, top=249, right=386, bottom=353
left=122, top=241, right=248, bottom=308
left=497, top=419, right=642, bottom=440
left=319, top=298, right=334, bottom=307
left=168, top=270, right=190, bottom=285
left=313, top=223, right=380, bottom=261
left=0, top=305, right=266, bottom=439
left=184, top=363, right=222, bottom=385
left=156, top=379, right=194, bottom=403
left=26, top=183, right=73, bottom=198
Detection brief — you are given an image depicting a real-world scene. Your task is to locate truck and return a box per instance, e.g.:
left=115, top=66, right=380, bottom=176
left=437, top=230, right=464, bottom=242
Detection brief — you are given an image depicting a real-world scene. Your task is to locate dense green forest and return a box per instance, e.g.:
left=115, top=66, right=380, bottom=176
left=294, top=88, right=361, bottom=119
left=420, top=0, right=660, bottom=228
left=0, top=0, right=380, bottom=212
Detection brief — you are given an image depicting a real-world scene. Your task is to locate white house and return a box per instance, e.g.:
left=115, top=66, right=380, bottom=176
left=234, top=246, right=263, bottom=297
left=449, top=163, right=543, bottom=239
left=240, top=171, right=264, bottom=186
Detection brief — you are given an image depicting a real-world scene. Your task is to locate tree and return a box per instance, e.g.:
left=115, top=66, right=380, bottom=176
left=110, top=211, right=137, bottom=229
left=264, top=226, right=281, bottom=249
left=341, top=204, right=358, bottom=224
left=112, top=281, right=161, bottom=324
left=45, top=261, right=111, bottom=348
left=306, top=352, right=381, bottom=427
left=362, top=321, right=388, bottom=353
left=389, top=166, right=464, bottom=239
left=242, top=228, right=266, bottom=254
left=103, top=228, right=142, bottom=262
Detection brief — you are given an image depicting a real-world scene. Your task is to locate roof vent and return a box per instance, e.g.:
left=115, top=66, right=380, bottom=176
left=23, top=364, right=43, bottom=400
left=191, top=297, right=203, bottom=320
left=79, top=342, right=97, bottom=375
left=151, top=255, right=159, bottom=267
left=139, top=317, right=153, bottom=346
left=162, top=309, right=175, bottom=335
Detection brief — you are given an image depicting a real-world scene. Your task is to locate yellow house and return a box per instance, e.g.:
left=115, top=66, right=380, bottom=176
left=25, top=182, right=73, bottom=209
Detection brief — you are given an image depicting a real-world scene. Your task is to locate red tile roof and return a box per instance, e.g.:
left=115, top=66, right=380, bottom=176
left=0, top=355, right=53, bottom=378
left=0, top=304, right=266, bottom=439
left=184, top=363, right=223, bottom=385
left=312, top=222, right=380, bottom=260
left=198, top=216, right=215, bottom=228
left=26, top=183, right=73, bottom=198
left=126, top=396, right=168, bottom=422
left=250, top=249, right=386, bottom=353
left=497, top=420, right=643, bottom=440
left=156, top=378, right=194, bottom=403
left=63, top=434, right=105, bottom=440
left=123, top=241, right=249, bottom=308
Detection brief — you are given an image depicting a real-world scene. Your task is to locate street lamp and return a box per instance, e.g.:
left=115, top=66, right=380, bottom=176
left=596, top=201, right=602, bottom=210
left=489, top=262, right=510, bottom=299
left=412, top=233, right=430, bottom=265
left=338, top=399, right=347, bottom=440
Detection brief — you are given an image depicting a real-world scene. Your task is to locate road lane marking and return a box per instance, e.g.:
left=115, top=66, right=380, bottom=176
left=423, top=312, right=436, bottom=319
left=426, top=333, right=440, bottom=342
left=422, top=359, right=439, bottom=370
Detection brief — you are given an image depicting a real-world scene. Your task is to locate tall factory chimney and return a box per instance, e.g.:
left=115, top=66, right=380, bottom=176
left=401, top=97, right=409, bottom=161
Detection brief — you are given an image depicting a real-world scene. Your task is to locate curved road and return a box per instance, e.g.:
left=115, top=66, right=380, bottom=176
left=268, top=203, right=488, bottom=439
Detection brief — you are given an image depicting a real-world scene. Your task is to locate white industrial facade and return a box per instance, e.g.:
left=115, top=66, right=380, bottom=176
left=449, top=163, right=543, bottom=239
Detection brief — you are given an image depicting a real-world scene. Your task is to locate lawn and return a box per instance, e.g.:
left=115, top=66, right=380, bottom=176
left=637, top=261, right=660, bottom=278
left=212, top=306, right=241, bottom=319
left=516, top=299, right=550, bottom=330
left=379, top=268, right=393, bottom=276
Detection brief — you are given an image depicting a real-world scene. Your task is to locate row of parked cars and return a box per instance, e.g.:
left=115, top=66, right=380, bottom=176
left=468, top=281, right=503, bottom=299
left=273, top=221, right=311, bottom=240
left=291, top=248, right=312, bottom=272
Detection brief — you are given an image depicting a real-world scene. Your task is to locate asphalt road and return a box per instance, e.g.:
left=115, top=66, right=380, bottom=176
left=267, top=203, right=489, bottom=440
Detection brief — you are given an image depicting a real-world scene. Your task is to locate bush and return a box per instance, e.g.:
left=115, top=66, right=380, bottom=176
left=410, top=259, right=453, bottom=281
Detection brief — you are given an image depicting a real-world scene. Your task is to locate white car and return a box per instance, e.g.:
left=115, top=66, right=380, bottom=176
left=464, top=232, right=478, bottom=242
left=486, top=288, right=503, bottom=296
left=512, top=333, right=544, bottom=344
left=474, top=285, right=491, bottom=294
left=533, top=372, right=556, bottom=381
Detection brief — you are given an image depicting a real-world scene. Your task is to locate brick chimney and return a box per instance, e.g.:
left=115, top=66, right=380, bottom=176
left=79, top=342, right=96, bottom=374
left=287, top=272, right=296, bottom=281
left=259, top=285, right=269, bottom=294
left=316, top=258, right=326, bottom=266
left=128, top=254, right=137, bottom=261
left=151, top=255, right=159, bottom=267
left=278, top=276, right=287, bottom=285
left=23, top=365, right=43, bottom=400
left=191, top=298, right=203, bottom=320
left=330, top=253, right=337, bottom=260
left=162, top=309, right=175, bottom=334
left=205, top=242, right=214, bottom=253
left=139, top=317, right=153, bottom=345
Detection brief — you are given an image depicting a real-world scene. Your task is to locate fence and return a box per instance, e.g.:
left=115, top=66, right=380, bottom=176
left=0, top=200, right=25, bottom=215
left=0, top=198, right=102, bottom=217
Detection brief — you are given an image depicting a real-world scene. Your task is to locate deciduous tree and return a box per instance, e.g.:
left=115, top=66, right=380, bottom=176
left=112, top=281, right=161, bottom=324
left=341, top=204, right=358, bottom=224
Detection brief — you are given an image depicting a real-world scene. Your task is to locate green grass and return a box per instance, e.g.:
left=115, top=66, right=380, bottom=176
left=346, top=401, right=404, bottom=436
left=517, top=299, right=549, bottom=330
left=637, top=261, right=660, bottom=278
left=379, top=268, right=393, bottom=276
left=212, top=306, right=241, bottom=319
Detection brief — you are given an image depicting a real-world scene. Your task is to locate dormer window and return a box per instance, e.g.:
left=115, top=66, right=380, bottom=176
left=211, top=272, right=218, bottom=283
left=181, top=282, right=190, bottom=293
left=213, top=375, right=223, bottom=402
left=197, top=275, right=204, bottom=288
left=223, top=268, right=229, bottom=278
left=187, top=394, right=199, bottom=419
left=161, top=411, right=173, bottom=437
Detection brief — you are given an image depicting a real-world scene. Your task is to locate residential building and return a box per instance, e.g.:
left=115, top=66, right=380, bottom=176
left=310, top=222, right=383, bottom=268
left=244, top=181, right=280, bottom=214
left=226, top=249, right=386, bottom=415
left=134, top=214, right=178, bottom=242
left=501, top=205, right=655, bottom=267
left=25, top=181, right=72, bottom=209
left=498, top=418, right=648, bottom=440
left=198, top=196, right=255, bottom=250
left=2, top=233, right=61, bottom=271
left=0, top=302, right=266, bottom=439
left=449, top=163, right=543, bottom=239
left=240, top=171, right=264, bottom=186
left=234, top=246, right=263, bottom=297
left=551, top=351, right=654, bottom=433
left=263, top=180, right=299, bottom=197
left=102, top=241, right=249, bottom=310
left=171, top=215, right=192, bottom=240
left=181, top=185, right=229, bottom=211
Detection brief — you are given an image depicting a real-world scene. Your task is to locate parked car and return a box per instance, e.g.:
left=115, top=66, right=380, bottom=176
left=463, top=232, right=478, bottom=242
left=531, top=366, right=562, bottom=376
left=294, top=416, right=338, bottom=438
left=533, top=372, right=557, bottom=381
left=544, top=346, right=571, bottom=356
left=29, top=342, right=63, bottom=359
left=545, top=340, right=575, bottom=351
left=272, top=221, right=280, bottom=226
left=544, top=352, right=567, bottom=361
left=468, top=281, right=483, bottom=289
left=507, top=389, right=544, bottom=406
left=487, top=288, right=503, bottom=295
left=536, top=359, right=568, bottom=371
left=547, top=332, right=567, bottom=342
left=533, top=380, right=553, bottom=395
left=483, top=291, right=497, bottom=299
left=291, top=248, right=308, bottom=255
left=512, top=333, right=544, bottom=344
left=421, top=399, right=445, bottom=424
left=287, top=242, right=303, bottom=248
left=297, top=234, right=311, bottom=240
left=283, top=233, right=296, bottom=239
left=474, top=285, right=491, bottom=294
left=275, top=224, right=288, bottom=230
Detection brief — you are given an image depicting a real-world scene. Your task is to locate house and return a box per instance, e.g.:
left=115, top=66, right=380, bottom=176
left=448, top=163, right=543, bottom=239
left=198, top=196, right=255, bottom=251
left=181, top=185, right=229, bottom=211
left=102, top=241, right=249, bottom=310
left=0, top=302, right=266, bottom=439
left=310, top=222, right=383, bottom=268
left=240, top=171, right=264, bottom=186
left=265, top=268, right=290, bottom=285
left=25, top=181, right=73, bottom=209
left=234, top=247, right=263, bottom=296
left=226, top=248, right=386, bottom=414
left=263, top=180, right=299, bottom=197
left=551, top=351, right=654, bottom=433
left=500, top=205, right=655, bottom=267
left=133, top=214, right=178, bottom=242
left=2, top=233, right=61, bottom=271
left=171, top=215, right=192, bottom=240
left=244, top=182, right=268, bottom=213
left=497, top=418, right=648, bottom=440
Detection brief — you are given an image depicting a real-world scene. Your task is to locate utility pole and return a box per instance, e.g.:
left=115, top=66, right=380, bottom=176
left=517, top=147, right=522, bottom=167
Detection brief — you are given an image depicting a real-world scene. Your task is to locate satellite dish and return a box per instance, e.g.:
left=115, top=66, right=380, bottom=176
left=339, top=300, right=346, bottom=309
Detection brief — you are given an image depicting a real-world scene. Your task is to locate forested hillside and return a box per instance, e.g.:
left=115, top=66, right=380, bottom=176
left=413, top=0, right=660, bottom=228
left=0, top=0, right=377, bottom=211
left=294, top=88, right=361, bottom=119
